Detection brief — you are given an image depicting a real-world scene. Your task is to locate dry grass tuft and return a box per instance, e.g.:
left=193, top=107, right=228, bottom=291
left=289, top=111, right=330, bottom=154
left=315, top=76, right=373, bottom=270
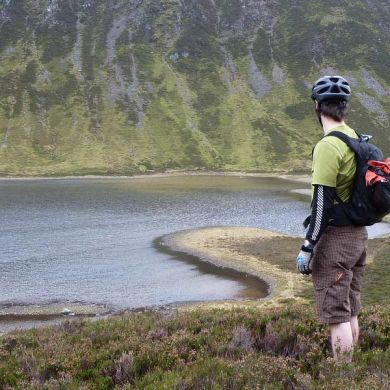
left=228, top=326, right=254, bottom=352
left=110, top=352, right=134, bottom=386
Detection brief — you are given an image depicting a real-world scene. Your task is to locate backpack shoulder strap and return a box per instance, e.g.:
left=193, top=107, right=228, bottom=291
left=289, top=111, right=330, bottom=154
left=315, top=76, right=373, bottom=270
left=325, top=130, right=360, bottom=154
left=324, top=131, right=360, bottom=205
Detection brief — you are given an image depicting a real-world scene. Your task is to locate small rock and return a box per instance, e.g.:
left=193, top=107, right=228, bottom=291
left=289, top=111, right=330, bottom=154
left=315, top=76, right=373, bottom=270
left=61, top=308, right=75, bottom=316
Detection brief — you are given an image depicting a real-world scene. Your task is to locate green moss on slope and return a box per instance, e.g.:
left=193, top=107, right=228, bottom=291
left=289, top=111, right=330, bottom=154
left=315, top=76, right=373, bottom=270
left=0, top=0, right=389, bottom=175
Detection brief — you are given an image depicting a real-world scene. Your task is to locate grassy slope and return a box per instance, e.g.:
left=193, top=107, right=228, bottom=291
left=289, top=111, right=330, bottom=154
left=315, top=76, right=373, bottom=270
left=0, top=0, right=389, bottom=176
left=1, top=238, right=389, bottom=389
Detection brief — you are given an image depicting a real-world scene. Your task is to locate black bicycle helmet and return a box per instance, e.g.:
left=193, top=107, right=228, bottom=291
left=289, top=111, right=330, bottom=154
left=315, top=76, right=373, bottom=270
left=311, top=75, right=351, bottom=102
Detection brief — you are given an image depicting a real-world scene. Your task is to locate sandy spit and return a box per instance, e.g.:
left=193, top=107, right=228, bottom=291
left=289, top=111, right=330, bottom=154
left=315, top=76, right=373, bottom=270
left=159, top=226, right=311, bottom=311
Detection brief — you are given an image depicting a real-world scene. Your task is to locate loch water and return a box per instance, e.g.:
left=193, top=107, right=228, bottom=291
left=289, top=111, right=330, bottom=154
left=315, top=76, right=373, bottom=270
left=1, top=176, right=389, bottom=312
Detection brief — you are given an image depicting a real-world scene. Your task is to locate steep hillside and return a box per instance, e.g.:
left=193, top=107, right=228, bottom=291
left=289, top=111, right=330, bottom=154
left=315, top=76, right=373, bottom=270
left=0, top=0, right=389, bottom=175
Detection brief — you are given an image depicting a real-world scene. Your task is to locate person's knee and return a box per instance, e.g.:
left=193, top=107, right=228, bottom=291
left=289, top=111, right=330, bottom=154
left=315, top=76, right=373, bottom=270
left=330, top=322, right=353, bottom=347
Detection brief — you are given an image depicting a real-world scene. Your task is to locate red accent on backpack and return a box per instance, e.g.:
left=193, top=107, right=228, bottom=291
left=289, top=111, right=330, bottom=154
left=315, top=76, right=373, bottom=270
left=366, top=158, right=390, bottom=186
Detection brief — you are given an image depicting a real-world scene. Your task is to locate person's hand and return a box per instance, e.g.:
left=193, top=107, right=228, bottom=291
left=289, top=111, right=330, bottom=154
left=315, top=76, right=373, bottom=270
left=296, top=245, right=313, bottom=275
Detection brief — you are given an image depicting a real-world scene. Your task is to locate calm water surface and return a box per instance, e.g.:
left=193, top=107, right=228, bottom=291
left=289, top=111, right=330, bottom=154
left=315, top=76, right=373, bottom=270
left=1, top=176, right=388, bottom=311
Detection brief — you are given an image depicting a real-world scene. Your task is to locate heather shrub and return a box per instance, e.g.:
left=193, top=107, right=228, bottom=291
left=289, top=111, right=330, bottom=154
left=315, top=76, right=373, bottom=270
left=0, top=304, right=389, bottom=388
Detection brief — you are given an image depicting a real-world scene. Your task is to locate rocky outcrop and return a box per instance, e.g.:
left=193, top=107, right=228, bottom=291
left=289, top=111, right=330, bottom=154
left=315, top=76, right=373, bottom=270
left=248, top=50, right=271, bottom=99
left=73, top=16, right=84, bottom=78
left=128, top=53, right=144, bottom=128
left=356, top=92, right=388, bottom=124
left=362, top=69, right=388, bottom=97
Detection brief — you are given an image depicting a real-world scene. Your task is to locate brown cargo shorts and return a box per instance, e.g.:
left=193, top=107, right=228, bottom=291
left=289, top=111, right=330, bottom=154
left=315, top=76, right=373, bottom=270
left=311, top=225, right=368, bottom=324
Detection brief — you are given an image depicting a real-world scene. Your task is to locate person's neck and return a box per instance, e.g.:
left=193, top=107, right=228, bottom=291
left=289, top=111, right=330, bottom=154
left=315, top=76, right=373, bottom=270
left=321, top=116, right=345, bottom=135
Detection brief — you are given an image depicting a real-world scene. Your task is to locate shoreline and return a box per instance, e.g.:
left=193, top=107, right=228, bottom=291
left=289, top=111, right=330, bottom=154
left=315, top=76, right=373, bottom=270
left=0, top=301, right=113, bottom=334
left=0, top=170, right=311, bottom=182
left=157, top=226, right=311, bottom=311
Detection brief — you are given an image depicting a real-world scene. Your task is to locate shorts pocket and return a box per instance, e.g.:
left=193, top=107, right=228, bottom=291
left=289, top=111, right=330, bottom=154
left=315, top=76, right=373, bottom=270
left=314, top=270, right=353, bottom=321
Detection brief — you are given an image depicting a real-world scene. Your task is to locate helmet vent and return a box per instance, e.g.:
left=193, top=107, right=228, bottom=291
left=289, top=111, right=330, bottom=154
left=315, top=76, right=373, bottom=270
left=330, top=77, right=339, bottom=83
left=318, top=87, right=330, bottom=94
left=330, top=85, right=340, bottom=93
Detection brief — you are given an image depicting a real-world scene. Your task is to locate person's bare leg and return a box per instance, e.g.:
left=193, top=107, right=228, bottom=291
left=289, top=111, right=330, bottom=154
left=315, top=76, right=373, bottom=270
left=350, top=316, right=359, bottom=345
left=330, top=322, right=354, bottom=362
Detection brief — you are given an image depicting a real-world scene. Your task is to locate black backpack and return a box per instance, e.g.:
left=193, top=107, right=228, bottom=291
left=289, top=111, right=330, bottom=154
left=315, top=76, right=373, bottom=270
left=326, top=131, right=390, bottom=226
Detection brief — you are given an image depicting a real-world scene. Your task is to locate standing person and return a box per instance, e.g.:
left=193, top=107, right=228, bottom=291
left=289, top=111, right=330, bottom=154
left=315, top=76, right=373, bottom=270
left=296, top=76, right=368, bottom=362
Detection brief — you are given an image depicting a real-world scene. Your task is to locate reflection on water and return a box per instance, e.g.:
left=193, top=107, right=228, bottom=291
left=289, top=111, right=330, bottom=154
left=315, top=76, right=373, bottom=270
left=0, top=175, right=388, bottom=312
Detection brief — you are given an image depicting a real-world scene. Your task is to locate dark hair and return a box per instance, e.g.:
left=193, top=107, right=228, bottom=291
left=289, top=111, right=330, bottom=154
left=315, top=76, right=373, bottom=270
left=318, top=100, right=349, bottom=122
